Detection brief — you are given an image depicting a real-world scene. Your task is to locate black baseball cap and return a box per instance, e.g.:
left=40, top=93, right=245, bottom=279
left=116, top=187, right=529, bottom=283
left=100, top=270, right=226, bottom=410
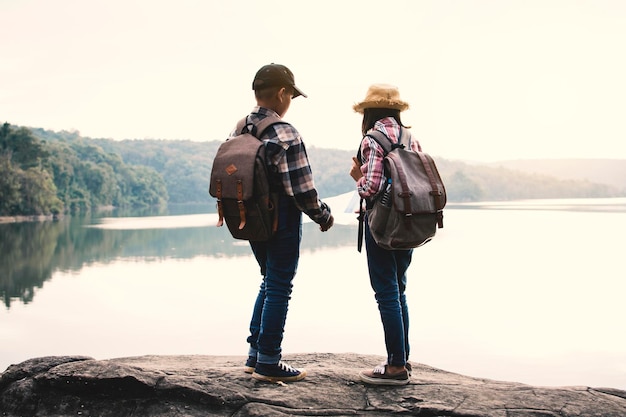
left=252, top=63, right=307, bottom=98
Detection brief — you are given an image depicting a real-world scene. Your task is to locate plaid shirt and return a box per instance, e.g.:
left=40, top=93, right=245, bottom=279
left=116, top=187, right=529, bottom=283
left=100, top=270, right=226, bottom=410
left=356, top=117, right=422, bottom=200
left=229, top=106, right=331, bottom=225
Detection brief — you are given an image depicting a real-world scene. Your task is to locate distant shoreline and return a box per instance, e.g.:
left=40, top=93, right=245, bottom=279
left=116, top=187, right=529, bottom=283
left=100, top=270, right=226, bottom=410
left=0, top=214, right=63, bottom=224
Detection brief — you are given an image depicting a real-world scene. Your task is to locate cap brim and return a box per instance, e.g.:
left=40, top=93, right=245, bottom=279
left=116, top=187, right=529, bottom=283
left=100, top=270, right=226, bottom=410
left=293, top=85, right=307, bottom=98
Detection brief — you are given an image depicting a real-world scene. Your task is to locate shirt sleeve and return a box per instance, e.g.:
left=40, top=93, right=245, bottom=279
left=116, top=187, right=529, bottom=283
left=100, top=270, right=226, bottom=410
left=356, top=136, right=386, bottom=200
left=265, top=123, right=332, bottom=224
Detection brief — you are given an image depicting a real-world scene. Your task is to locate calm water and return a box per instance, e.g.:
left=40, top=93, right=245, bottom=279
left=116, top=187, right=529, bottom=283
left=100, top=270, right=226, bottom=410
left=1, top=195, right=625, bottom=390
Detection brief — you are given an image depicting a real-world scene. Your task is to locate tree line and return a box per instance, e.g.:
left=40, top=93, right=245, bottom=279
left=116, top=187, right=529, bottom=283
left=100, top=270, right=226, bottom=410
left=1, top=122, right=623, bottom=217
left=0, top=123, right=167, bottom=216
left=90, top=135, right=623, bottom=205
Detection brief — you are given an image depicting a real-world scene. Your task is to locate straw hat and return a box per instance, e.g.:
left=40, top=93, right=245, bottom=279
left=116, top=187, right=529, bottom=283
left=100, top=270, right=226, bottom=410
left=353, top=83, right=409, bottom=113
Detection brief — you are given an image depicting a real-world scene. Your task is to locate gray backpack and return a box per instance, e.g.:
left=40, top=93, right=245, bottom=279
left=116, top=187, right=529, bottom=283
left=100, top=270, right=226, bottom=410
left=209, top=116, right=283, bottom=241
left=358, top=128, right=446, bottom=251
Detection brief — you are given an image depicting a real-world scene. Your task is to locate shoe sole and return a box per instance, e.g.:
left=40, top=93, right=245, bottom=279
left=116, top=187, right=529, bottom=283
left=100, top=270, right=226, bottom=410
left=244, top=366, right=255, bottom=374
left=359, top=371, right=410, bottom=386
left=252, top=369, right=307, bottom=383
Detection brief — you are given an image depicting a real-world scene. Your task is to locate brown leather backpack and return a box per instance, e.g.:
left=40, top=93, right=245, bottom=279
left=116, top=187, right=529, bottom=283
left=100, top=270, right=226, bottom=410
left=358, top=128, right=446, bottom=251
left=209, top=116, right=283, bottom=241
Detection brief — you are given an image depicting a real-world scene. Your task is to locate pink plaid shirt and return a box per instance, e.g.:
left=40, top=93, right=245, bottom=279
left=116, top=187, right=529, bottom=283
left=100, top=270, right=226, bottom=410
left=356, top=117, right=422, bottom=200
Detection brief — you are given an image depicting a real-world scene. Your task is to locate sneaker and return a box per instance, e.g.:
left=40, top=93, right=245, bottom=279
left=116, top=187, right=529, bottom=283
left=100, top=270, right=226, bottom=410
left=406, top=361, right=412, bottom=376
left=244, top=356, right=256, bottom=374
left=359, top=364, right=409, bottom=386
left=252, top=361, right=307, bottom=383
left=381, top=360, right=412, bottom=375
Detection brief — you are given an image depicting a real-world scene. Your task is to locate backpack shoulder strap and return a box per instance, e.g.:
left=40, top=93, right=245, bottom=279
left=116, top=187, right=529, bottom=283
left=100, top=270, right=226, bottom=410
left=358, top=128, right=407, bottom=161
left=367, top=128, right=414, bottom=155
left=398, top=127, right=412, bottom=149
left=253, top=115, right=284, bottom=138
left=365, top=130, right=393, bottom=156
left=234, top=117, right=249, bottom=135
left=236, top=115, right=284, bottom=139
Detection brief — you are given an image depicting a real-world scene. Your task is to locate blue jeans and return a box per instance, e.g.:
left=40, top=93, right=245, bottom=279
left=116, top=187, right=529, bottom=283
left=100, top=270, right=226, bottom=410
left=364, top=219, right=413, bottom=367
left=247, top=195, right=302, bottom=365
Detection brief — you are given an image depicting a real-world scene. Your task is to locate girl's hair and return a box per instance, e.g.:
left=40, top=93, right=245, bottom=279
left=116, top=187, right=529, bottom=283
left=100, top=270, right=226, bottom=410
left=361, top=108, right=410, bottom=135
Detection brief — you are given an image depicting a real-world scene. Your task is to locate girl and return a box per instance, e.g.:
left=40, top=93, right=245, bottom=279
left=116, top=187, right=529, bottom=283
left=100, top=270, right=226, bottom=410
left=349, top=84, right=421, bottom=385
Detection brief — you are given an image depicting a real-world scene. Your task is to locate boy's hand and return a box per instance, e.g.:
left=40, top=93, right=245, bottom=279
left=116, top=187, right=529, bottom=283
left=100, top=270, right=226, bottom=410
left=320, top=215, right=334, bottom=232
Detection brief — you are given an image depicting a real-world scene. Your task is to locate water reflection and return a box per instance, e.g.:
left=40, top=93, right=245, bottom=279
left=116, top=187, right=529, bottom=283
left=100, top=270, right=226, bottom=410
left=2, top=199, right=625, bottom=389
left=0, top=215, right=357, bottom=308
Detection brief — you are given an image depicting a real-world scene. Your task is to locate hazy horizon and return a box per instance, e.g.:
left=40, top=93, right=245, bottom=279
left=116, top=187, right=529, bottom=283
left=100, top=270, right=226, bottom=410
left=2, top=0, right=626, bottom=162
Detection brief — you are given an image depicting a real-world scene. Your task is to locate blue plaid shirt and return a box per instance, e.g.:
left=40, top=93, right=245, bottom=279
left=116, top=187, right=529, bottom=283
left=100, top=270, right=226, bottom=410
left=229, top=106, right=331, bottom=225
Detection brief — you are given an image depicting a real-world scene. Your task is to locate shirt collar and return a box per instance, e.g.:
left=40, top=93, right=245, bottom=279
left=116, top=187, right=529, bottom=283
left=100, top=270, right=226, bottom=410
left=252, top=106, right=281, bottom=119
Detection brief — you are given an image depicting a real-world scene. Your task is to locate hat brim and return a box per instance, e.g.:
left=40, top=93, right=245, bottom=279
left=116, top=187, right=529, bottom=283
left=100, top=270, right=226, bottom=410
left=293, top=85, right=307, bottom=98
left=352, top=99, right=409, bottom=113
left=252, top=81, right=307, bottom=98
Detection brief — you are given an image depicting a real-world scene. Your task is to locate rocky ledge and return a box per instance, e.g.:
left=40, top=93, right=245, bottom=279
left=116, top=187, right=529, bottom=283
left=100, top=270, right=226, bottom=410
left=1, top=353, right=625, bottom=416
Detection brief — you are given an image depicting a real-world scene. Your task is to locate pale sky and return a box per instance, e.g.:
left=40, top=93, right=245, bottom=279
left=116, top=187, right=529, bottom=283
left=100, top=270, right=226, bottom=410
left=1, top=0, right=625, bottom=162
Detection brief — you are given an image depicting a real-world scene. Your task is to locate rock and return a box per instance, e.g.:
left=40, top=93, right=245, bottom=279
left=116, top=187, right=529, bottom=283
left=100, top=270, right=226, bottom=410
left=1, top=353, right=625, bottom=416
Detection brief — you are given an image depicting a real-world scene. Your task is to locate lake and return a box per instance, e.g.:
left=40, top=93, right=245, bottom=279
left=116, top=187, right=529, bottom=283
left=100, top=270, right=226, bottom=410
left=1, top=194, right=625, bottom=390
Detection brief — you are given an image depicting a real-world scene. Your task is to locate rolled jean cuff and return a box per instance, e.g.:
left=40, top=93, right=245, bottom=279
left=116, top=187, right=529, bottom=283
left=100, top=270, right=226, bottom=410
left=257, top=352, right=281, bottom=365
left=247, top=347, right=258, bottom=358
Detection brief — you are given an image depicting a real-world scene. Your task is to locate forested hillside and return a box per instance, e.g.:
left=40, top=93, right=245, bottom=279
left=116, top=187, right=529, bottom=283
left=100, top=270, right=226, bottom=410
left=1, top=123, right=167, bottom=217
left=90, top=134, right=625, bottom=204
left=438, top=158, right=624, bottom=201
left=89, top=137, right=357, bottom=204
left=3, top=122, right=625, bottom=218
left=486, top=159, right=626, bottom=191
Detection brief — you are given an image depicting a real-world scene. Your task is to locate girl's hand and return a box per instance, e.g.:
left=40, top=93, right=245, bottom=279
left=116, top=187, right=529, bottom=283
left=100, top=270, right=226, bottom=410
left=349, top=157, right=363, bottom=181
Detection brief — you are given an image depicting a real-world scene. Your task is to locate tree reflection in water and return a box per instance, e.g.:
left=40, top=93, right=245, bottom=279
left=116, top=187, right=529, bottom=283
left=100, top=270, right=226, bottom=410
left=0, top=214, right=357, bottom=308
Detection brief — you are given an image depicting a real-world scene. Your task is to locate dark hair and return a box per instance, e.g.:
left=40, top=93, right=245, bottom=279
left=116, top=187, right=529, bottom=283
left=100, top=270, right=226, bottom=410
left=254, top=85, right=295, bottom=101
left=361, top=108, right=410, bottom=135
left=254, top=86, right=281, bottom=101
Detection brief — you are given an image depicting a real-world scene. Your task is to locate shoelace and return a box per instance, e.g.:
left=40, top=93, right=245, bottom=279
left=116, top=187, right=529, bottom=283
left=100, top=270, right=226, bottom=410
left=278, top=361, right=298, bottom=373
left=372, top=364, right=386, bottom=375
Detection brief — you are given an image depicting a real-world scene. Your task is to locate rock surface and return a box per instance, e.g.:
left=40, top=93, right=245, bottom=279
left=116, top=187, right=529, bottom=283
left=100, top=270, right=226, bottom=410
left=1, top=353, right=625, bottom=416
